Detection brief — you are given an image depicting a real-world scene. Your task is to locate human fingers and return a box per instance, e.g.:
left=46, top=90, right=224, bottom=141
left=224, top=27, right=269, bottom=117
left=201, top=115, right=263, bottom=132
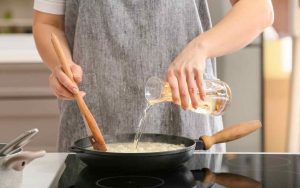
left=54, top=65, right=79, bottom=95
left=57, top=91, right=86, bottom=100
left=186, top=69, right=200, bottom=109
left=175, top=69, right=190, bottom=110
left=195, top=69, right=206, bottom=100
left=49, top=74, right=86, bottom=100
left=166, top=70, right=180, bottom=105
left=70, top=63, right=83, bottom=84
left=49, top=73, right=74, bottom=100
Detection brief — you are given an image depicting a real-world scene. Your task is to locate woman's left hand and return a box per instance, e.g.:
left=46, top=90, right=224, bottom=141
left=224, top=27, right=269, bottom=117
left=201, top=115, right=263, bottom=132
left=166, top=36, right=207, bottom=110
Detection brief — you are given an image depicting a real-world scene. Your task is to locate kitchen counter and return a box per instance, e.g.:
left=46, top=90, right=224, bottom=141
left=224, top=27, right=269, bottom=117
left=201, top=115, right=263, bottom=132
left=21, top=153, right=68, bottom=188
left=0, top=34, right=42, bottom=63
left=19, top=152, right=300, bottom=188
left=56, top=152, right=300, bottom=188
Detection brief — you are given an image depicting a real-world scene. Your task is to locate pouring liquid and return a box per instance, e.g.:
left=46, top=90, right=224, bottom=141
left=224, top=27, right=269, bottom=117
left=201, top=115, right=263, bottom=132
left=133, top=91, right=228, bottom=148
left=133, top=78, right=231, bottom=148
left=133, top=104, right=152, bottom=149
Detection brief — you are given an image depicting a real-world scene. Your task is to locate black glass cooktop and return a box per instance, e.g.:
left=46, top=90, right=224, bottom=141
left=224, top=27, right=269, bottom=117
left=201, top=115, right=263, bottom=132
left=58, top=153, right=300, bottom=188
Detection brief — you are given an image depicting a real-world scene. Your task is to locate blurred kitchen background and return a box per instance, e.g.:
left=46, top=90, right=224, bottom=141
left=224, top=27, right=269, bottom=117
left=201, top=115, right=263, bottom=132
left=0, top=0, right=299, bottom=152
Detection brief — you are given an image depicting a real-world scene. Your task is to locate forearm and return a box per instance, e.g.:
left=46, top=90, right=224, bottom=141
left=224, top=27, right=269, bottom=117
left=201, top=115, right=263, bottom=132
left=33, top=11, right=72, bottom=71
left=197, top=0, right=274, bottom=58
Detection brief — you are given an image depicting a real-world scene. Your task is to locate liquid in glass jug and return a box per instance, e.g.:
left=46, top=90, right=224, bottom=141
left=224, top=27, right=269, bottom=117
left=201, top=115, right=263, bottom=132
left=145, top=77, right=232, bottom=116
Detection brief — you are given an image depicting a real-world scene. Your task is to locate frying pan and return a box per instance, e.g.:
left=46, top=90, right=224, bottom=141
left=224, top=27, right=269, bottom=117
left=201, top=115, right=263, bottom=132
left=70, top=120, right=261, bottom=172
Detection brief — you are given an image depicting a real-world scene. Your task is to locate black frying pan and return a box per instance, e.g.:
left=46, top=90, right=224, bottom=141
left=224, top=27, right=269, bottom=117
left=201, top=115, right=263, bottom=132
left=70, top=120, right=261, bottom=172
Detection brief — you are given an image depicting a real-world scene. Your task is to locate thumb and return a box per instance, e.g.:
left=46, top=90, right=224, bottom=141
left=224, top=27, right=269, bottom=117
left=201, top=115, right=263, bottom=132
left=70, top=63, right=83, bottom=84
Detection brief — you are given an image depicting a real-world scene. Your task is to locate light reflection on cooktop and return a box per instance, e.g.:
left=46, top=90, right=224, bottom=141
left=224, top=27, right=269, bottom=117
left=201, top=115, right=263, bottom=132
left=226, top=155, right=292, bottom=169
left=58, top=153, right=300, bottom=188
left=96, top=176, right=165, bottom=188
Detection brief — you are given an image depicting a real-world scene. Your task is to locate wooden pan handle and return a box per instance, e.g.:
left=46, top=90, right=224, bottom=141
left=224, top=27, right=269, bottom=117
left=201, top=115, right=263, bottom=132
left=200, top=168, right=261, bottom=188
left=51, top=33, right=107, bottom=151
left=200, top=120, right=262, bottom=150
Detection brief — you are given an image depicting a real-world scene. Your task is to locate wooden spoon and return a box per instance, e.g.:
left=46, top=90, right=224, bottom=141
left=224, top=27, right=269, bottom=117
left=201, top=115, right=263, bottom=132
left=51, top=33, right=107, bottom=151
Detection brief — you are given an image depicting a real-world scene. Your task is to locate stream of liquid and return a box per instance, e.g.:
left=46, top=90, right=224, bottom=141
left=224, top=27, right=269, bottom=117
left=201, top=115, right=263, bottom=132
left=133, top=94, right=228, bottom=148
left=133, top=104, right=152, bottom=149
left=133, top=80, right=230, bottom=148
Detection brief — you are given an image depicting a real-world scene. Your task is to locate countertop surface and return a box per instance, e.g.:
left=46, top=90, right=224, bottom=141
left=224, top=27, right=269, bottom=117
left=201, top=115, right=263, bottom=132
left=21, top=153, right=68, bottom=188
left=0, top=34, right=42, bottom=63
left=18, top=152, right=300, bottom=188
left=20, top=152, right=297, bottom=187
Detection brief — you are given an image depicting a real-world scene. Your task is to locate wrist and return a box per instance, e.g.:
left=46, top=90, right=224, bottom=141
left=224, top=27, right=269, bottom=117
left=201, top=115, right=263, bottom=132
left=49, top=64, right=60, bottom=73
left=194, top=33, right=210, bottom=58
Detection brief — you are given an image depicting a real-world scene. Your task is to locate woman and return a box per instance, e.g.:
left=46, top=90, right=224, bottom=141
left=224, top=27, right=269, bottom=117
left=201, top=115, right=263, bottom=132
left=33, top=0, right=273, bottom=152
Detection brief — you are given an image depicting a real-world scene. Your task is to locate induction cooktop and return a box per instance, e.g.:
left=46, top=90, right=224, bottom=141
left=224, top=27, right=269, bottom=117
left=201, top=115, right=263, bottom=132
left=58, top=152, right=300, bottom=188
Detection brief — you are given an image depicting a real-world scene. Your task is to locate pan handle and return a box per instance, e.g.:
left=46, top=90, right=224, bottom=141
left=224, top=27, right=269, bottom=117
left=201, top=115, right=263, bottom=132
left=192, top=168, right=261, bottom=188
left=69, top=146, right=85, bottom=153
left=199, top=120, right=262, bottom=150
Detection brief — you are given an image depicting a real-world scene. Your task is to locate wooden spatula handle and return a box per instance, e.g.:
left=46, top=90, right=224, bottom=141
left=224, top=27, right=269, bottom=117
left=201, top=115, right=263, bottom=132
left=76, top=96, right=107, bottom=151
left=200, top=120, right=262, bottom=150
left=51, top=33, right=107, bottom=151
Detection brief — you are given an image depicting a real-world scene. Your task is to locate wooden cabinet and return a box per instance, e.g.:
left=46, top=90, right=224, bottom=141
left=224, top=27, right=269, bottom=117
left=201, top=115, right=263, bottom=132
left=0, top=63, right=59, bottom=151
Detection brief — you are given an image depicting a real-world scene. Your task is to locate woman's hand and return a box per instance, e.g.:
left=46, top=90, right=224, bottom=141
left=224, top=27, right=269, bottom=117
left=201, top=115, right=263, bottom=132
left=166, top=36, right=207, bottom=110
left=49, top=62, right=86, bottom=100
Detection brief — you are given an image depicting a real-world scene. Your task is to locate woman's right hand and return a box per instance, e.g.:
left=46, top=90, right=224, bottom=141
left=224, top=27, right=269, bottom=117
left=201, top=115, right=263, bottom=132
left=49, top=62, right=86, bottom=100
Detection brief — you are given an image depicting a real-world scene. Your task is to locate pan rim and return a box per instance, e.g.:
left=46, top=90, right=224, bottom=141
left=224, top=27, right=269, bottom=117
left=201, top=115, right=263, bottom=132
left=72, top=133, right=196, bottom=156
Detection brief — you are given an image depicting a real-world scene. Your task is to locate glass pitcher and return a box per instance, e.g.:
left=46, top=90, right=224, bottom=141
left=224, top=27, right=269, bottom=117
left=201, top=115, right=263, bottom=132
left=145, top=77, right=232, bottom=116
